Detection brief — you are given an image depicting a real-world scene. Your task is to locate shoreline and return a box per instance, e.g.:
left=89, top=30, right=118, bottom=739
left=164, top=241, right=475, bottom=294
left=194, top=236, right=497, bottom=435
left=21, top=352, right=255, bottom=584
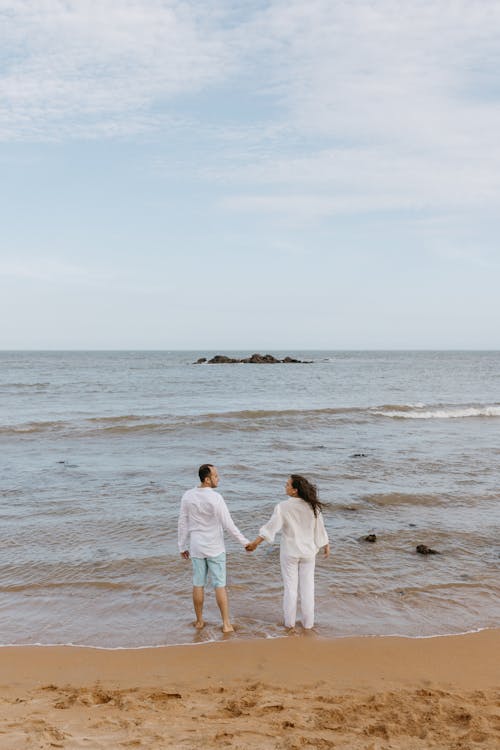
left=0, top=622, right=496, bottom=651
left=1, top=630, right=498, bottom=748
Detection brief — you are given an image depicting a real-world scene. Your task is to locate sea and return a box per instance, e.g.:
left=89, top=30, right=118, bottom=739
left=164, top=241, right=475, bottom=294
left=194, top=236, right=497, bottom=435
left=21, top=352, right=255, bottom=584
left=1, top=350, right=499, bottom=648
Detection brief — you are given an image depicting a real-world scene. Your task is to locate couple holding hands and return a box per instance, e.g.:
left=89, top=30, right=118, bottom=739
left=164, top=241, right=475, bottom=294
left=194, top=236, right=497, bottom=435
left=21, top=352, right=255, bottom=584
left=178, top=464, right=330, bottom=633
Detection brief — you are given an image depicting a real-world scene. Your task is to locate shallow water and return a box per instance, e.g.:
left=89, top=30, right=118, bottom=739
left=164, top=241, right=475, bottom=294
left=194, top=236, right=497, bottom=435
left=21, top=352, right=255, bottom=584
left=1, top=350, right=499, bottom=646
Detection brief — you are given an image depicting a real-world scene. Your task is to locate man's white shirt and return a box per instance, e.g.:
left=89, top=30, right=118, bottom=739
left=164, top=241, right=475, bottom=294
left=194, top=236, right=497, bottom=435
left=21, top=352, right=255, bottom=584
left=178, top=486, right=249, bottom=558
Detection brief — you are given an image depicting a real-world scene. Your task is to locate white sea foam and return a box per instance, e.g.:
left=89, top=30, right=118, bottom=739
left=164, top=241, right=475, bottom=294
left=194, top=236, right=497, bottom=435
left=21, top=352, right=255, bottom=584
left=0, top=627, right=493, bottom=650
left=374, top=405, right=500, bottom=419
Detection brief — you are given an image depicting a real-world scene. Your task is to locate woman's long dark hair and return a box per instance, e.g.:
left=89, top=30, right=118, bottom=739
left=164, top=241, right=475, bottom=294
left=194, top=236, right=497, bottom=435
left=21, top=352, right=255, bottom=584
left=290, top=474, right=326, bottom=517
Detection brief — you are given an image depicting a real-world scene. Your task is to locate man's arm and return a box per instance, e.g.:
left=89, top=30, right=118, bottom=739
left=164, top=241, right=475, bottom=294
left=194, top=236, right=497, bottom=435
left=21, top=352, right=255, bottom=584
left=178, top=494, right=190, bottom=558
left=218, top=497, right=249, bottom=547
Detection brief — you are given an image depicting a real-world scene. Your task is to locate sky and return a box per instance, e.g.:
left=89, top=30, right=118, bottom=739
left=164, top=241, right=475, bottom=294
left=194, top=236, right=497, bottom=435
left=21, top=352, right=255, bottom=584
left=1, top=0, right=499, bottom=350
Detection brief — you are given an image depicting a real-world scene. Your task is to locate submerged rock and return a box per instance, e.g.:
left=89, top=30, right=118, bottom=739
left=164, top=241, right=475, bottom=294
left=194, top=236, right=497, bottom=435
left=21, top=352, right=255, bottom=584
left=416, top=544, right=440, bottom=555
left=362, top=534, right=377, bottom=543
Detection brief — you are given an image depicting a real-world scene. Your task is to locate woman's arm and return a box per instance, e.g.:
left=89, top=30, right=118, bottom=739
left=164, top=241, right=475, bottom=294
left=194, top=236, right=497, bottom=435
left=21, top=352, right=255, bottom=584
left=314, top=512, right=329, bottom=550
left=245, top=536, right=264, bottom=552
left=246, top=503, right=283, bottom=551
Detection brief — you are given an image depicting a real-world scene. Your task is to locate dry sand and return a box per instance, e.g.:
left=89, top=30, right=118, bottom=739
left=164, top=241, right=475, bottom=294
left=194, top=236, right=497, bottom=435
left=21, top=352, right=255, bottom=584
left=0, top=629, right=498, bottom=749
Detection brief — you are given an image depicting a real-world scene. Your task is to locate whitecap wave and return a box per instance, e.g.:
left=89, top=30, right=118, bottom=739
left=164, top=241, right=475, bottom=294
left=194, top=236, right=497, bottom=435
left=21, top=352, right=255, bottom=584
left=373, top=405, right=500, bottom=419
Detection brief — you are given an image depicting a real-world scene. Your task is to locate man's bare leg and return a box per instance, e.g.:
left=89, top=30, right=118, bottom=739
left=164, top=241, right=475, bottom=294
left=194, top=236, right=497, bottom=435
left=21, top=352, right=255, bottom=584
left=192, top=586, right=205, bottom=629
left=215, top=586, right=234, bottom=633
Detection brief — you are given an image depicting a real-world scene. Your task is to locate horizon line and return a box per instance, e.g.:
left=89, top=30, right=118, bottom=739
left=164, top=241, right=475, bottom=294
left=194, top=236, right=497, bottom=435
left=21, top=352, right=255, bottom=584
left=1, top=348, right=499, bottom=354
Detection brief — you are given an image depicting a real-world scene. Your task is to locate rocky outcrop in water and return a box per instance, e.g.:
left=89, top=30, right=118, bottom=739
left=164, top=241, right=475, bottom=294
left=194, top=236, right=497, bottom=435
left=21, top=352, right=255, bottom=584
left=194, top=353, right=309, bottom=364
left=362, top=534, right=377, bottom=543
left=416, top=544, right=440, bottom=555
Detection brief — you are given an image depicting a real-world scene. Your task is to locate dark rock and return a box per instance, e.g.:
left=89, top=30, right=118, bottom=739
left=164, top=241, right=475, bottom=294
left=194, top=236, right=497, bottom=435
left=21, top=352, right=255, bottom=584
left=240, top=353, right=280, bottom=363
left=208, top=355, right=240, bottom=364
left=416, top=544, right=440, bottom=555
left=362, top=534, right=377, bottom=543
left=203, top=353, right=309, bottom=364
left=194, top=357, right=207, bottom=364
left=351, top=453, right=368, bottom=458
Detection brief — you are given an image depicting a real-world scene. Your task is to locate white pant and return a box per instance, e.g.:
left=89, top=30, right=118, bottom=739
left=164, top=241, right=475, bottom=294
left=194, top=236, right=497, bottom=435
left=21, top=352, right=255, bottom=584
left=280, top=551, right=316, bottom=629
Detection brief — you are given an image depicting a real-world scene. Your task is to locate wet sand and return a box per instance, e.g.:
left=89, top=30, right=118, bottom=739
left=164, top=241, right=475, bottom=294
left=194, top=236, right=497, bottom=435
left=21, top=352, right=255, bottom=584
left=0, top=629, right=498, bottom=749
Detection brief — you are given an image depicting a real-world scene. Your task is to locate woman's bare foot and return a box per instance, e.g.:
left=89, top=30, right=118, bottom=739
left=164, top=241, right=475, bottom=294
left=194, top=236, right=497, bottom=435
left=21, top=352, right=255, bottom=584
left=193, top=620, right=205, bottom=630
left=222, top=622, right=234, bottom=633
left=302, top=627, right=317, bottom=637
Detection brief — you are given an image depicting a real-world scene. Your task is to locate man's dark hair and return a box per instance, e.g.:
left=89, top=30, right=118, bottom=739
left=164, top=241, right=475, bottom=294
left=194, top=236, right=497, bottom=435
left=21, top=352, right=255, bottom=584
left=199, top=464, right=213, bottom=483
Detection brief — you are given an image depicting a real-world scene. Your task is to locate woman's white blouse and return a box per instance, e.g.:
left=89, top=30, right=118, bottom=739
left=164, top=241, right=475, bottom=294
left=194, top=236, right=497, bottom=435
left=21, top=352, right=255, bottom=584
left=259, top=497, right=329, bottom=558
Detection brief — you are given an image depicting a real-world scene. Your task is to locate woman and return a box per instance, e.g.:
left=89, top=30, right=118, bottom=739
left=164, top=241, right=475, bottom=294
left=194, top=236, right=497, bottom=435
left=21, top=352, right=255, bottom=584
left=246, top=474, right=329, bottom=631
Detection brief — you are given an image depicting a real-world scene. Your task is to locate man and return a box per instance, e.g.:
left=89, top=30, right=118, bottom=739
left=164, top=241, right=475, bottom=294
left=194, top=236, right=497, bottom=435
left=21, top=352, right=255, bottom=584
left=178, top=464, right=249, bottom=633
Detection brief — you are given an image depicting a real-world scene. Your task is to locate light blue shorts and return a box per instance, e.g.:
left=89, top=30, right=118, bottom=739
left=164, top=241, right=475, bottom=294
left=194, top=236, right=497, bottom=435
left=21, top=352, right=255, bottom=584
left=191, top=552, right=226, bottom=588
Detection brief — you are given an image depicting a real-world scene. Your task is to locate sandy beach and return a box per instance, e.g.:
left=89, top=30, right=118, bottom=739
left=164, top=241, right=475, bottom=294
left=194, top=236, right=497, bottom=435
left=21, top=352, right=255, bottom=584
left=0, top=629, right=498, bottom=749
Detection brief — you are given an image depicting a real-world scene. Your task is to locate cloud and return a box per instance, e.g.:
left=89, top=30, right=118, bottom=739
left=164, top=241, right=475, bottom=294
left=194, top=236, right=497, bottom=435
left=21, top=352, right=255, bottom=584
left=207, top=1, right=500, bottom=220
left=0, top=257, right=107, bottom=283
left=244, top=1, right=500, bottom=139
left=215, top=140, right=500, bottom=220
left=0, top=0, right=232, bottom=140
left=2, top=0, right=500, bottom=228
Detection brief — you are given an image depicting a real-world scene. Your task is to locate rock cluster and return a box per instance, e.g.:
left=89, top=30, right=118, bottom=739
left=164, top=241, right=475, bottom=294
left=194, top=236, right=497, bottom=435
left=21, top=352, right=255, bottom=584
left=359, top=537, right=442, bottom=555
left=416, top=544, right=440, bottom=555
left=194, top=353, right=307, bottom=364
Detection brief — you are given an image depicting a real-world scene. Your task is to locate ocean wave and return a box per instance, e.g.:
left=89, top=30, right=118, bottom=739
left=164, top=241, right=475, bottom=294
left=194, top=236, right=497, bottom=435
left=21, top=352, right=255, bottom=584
left=0, top=556, right=171, bottom=583
left=0, top=580, right=132, bottom=593
left=372, top=404, right=500, bottom=419
left=1, top=382, right=50, bottom=389
left=0, top=408, right=364, bottom=436
left=2, top=402, right=499, bottom=437
left=0, top=420, right=68, bottom=435
left=361, top=492, right=447, bottom=508
left=202, top=407, right=362, bottom=420
left=393, top=582, right=500, bottom=596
